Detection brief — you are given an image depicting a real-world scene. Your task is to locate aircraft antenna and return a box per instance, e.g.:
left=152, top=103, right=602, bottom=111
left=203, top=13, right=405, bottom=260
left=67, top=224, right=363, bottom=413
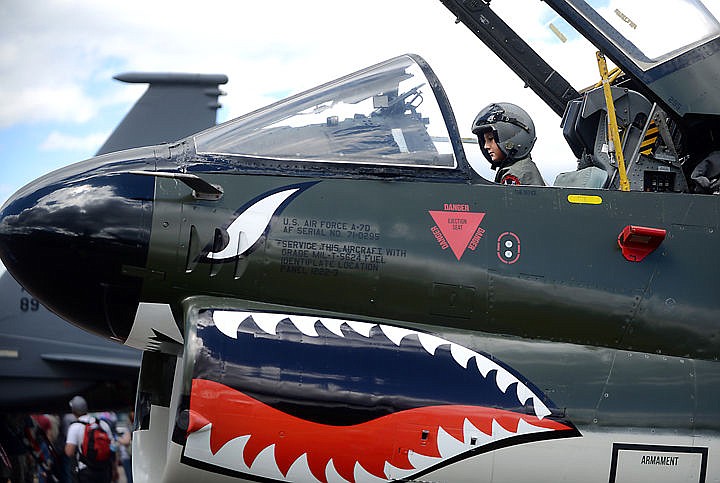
left=596, top=51, right=630, bottom=192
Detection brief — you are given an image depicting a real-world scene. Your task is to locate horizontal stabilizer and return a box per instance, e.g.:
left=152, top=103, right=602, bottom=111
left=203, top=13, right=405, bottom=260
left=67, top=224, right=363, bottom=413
left=113, top=72, right=228, bottom=85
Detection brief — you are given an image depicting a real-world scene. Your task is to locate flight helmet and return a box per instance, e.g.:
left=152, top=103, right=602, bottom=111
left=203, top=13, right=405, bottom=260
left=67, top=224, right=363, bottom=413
left=472, top=102, right=536, bottom=167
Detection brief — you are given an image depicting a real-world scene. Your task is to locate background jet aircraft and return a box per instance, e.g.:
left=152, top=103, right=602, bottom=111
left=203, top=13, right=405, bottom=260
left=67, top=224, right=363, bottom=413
left=1, top=0, right=719, bottom=482
left=0, top=71, right=227, bottom=413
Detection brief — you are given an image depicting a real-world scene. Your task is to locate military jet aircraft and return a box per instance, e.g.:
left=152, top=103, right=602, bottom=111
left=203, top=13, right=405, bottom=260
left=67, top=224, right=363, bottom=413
left=0, top=0, right=719, bottom=482
left=0, top=72, right=227, bottom=413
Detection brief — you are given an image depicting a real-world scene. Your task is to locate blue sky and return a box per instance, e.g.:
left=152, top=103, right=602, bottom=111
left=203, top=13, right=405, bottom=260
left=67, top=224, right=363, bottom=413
left=0, top=0, right=596, bottom=207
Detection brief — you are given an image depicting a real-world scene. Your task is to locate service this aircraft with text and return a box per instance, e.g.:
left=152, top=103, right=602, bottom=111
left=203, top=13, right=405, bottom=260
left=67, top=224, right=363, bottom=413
left=1, top=0, right=719, bottom=481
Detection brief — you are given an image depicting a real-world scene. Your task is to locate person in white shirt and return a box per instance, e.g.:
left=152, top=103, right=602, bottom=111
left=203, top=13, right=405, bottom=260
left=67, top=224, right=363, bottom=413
left=64, top=396, right=116, bottom=483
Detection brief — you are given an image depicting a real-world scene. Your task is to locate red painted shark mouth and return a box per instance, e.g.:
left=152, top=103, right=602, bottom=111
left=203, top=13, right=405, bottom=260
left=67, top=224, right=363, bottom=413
left=180, top=311, right=579, bottom=482
left=186, top=379, right=572, bottom=482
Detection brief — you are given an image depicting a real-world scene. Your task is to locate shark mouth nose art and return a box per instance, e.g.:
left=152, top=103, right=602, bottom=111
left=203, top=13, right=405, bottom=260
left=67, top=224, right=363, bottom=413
left=182, top=311, right=579, bottom=482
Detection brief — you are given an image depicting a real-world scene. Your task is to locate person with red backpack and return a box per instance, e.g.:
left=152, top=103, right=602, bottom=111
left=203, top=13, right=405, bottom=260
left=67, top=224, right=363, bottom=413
left=64, top=396, right=116, bottom=483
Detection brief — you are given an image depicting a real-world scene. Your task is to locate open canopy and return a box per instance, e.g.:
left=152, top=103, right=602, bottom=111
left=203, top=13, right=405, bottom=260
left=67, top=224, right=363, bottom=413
left=443, top=0, right=720, bottom=119
left=549, top=0, right=720, bottom=117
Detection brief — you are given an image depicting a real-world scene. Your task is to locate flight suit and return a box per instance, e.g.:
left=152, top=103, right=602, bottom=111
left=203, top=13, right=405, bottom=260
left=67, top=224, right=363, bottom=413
left=494, top=155, right=545, bottom=186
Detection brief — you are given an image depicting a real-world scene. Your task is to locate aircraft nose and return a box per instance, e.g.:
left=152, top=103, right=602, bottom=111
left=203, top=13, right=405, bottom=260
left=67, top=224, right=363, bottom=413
left=0, top=154, right=156, bottom=341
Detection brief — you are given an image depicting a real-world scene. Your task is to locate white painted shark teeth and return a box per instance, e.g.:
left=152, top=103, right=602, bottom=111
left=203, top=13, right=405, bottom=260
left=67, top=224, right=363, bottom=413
left=437, top=426, right=467, bottom=458
left=516, top=418, right=554, bottom=435
left=383, top=461, right=418, bottom=481
left=354, top=462, right=388, bottom=483
left=400, top=417, right=554, bottom=476
left=449, top=343, right=476, bottom=369
left=211, top=311, right=551, bottom=420
left=379, top=325, right=416, bottom=346
left=462, top=418, right=492, bottom=447
left=185, top=412, right=556, bottom=482
left=318, top=318, right=346, bottom=337
left=404, top=450, right=440, bottom=475
left=345, top=320, right=374, bottom=337
left=251, top=444, right=285, bottom=480
left=325, top=460, right=350, bottom=483
left=288, top=315, right=321, bottom=336
left=213, top=310, right=251, bottom=338
left=285, top=454, right=322, bottom=483
left=416, top=332, right=447, bottom=355
left=186, top=425, right=323, bottom=482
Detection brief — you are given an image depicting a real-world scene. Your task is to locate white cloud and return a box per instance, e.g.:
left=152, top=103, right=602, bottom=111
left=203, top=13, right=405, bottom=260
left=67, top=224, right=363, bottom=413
left=39, top=131, right=109, bottom=152
left=0, top=0, right=592, bottom=181
left=0, top=85, right=98, bottom=128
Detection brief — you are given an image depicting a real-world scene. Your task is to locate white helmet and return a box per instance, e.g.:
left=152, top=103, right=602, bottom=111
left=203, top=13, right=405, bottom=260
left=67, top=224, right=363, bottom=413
left=472, top=102, right=536, bottom=166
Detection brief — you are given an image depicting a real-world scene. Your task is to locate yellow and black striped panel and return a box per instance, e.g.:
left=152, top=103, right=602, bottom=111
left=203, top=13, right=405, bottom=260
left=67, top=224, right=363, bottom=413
left=640, top=121, right=659, bottom=155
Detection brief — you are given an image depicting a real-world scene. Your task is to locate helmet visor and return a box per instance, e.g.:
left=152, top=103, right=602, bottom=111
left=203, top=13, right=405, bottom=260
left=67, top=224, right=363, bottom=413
left=474, top=103, right=531, bottom=134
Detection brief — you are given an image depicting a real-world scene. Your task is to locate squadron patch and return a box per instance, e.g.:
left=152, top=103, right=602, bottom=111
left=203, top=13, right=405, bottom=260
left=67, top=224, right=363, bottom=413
left=429, top=204, right=486, bottom=260
left=500, top=174, right=521, bottom=185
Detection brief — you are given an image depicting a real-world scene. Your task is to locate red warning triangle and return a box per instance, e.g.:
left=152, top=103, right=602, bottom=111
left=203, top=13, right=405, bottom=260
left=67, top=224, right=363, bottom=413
left=429, top=211, right=485, bottom=260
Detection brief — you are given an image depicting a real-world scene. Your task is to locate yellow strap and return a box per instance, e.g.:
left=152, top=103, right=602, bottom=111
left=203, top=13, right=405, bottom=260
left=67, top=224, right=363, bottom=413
left=596, top=52, right=630, bottom=192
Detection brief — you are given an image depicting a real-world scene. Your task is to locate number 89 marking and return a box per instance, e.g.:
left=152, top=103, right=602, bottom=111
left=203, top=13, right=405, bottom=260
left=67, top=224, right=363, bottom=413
left=20, top=297, right=39, bottom=312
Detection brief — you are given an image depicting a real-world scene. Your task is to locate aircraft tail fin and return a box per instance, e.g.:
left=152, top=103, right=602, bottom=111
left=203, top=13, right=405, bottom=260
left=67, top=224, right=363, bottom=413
left=96, top=72, right=228, bottom=155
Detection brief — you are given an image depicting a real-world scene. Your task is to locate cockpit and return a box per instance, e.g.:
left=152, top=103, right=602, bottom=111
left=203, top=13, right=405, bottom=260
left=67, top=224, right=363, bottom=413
left=445, top=0, right=720, bottom=193
left=194, top=55, right=462, bottom=174
left=192, top=0, right=720, bottom=194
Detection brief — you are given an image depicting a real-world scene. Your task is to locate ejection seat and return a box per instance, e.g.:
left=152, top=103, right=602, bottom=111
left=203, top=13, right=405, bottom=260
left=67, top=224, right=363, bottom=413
left=554, top=86, right=652, bottom=189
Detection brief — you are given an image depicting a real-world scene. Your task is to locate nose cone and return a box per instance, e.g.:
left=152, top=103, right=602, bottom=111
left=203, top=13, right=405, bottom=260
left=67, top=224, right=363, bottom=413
left=0, top=153, right=155, bottom=341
